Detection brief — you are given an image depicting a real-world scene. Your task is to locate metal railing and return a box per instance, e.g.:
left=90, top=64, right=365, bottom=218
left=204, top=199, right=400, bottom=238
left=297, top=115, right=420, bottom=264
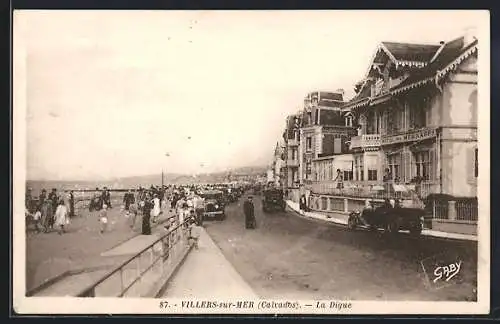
left=76, top=215, right=195, bottom=298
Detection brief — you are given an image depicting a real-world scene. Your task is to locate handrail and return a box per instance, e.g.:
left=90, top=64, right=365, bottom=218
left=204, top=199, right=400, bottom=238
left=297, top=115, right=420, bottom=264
left=76, top=215, right=195, bottom=297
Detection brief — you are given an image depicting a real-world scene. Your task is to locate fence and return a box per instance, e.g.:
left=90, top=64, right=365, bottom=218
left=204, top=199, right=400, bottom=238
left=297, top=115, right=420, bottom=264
left=76, top=215, right=195, bottom=298
left=308, top=192, right=478, bottom=224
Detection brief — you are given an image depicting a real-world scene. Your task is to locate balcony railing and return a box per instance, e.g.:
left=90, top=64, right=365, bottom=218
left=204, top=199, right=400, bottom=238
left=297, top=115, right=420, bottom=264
left=286, top=159, right=299, bottom=167
left=349, top=134, right=381, bottom=150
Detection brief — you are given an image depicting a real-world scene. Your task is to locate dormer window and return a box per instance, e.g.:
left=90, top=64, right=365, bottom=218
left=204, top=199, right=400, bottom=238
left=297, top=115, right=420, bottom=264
left=345, top=115, right=353, bottom=127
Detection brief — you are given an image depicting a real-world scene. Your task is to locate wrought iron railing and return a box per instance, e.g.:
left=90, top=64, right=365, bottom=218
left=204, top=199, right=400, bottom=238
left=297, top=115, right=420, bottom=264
left=76, top=215, right=195, bottom=298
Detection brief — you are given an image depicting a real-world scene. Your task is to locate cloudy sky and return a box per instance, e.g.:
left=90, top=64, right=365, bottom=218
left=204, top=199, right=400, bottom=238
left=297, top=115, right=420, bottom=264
left=14, top=10, right=484, bottom=180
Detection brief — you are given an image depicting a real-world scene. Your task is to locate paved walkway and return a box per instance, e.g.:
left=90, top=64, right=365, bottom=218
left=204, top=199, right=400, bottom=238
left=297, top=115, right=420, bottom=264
left=286, top=200, right=478, bottom=242
left=162, top=227, right=258, bottom=298
left=29, top=208, right=175, bottom=296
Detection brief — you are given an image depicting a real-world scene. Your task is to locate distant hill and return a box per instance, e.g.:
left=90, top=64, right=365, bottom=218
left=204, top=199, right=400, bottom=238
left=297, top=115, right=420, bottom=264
left=26, top=165, right=268, bottom=195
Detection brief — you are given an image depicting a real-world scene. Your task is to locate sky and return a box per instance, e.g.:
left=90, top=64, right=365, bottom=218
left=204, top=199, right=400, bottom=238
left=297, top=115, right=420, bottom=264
left=14, top=10, right=484, bottom=181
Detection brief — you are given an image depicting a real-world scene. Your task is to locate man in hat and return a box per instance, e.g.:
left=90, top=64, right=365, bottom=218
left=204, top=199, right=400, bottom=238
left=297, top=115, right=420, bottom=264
left=243, top=196, right=256, bottom=229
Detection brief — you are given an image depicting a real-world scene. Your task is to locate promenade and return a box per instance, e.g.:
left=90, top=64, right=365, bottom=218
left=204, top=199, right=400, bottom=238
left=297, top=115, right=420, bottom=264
left=161, top=226, right=258, bottom=299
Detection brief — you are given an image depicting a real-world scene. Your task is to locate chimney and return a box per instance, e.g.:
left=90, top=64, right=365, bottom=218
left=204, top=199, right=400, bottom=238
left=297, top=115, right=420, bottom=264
left=430, top=41, right=446, bottom=63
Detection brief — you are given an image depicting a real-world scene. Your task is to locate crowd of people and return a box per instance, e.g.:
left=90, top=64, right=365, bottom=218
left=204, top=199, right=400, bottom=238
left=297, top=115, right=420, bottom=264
left=25, top=187, right=75, bottom=234
left=25, top=182, right=255, bottom=236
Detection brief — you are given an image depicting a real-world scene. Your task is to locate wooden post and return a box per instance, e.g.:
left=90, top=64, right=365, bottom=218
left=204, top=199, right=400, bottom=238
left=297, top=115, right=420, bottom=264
left=344, top=198, right=349, bottom=213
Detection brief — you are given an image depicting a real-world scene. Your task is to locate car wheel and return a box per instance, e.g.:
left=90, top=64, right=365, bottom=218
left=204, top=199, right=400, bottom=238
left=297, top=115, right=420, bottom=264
left=410, top=223, right=422, bottom=236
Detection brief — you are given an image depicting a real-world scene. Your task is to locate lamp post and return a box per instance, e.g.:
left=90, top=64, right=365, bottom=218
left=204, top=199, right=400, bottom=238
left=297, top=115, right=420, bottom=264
left=162, top=152, right=171, bottom=187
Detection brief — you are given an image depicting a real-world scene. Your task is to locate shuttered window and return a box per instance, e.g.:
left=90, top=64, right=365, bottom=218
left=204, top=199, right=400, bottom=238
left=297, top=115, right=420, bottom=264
left=414, top=151, right=431, bottom=181
left=475, top=148, right=478, bottom=178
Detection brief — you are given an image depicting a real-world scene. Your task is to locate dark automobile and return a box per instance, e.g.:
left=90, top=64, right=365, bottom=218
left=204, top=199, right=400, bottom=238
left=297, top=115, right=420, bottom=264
left=262, top=188, right=286, bottom=212
left=200, top=190, right=226, bottom=220
left=347, top=200, right=425, bottom=236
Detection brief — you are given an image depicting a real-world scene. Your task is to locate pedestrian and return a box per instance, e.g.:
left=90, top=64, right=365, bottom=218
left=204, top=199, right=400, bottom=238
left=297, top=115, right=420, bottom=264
left=193, top=194, right=205, bottom=226
left=141, top=193, right=153, bottom=235
left=128, top=202, right=140, bottom=230
left=243, top=196, right=256, bottom=229
left=152, top=193, right=161, bottom=223
left=99, top=204, right=109, bottom=234
left=32, top=207, right=42, bottom=233
left=69, top=190, right=75, bottom=217
left=299, top=194, right=307, bottom=214
left=54, top=199, right=69, bottom=235
left=40, top=199, right=52, bottom=232
left=25, top=187, right=33, bottom=213
left=48, top=188, right=58, bottom=228
left=123, top=189, right=134, bottom=212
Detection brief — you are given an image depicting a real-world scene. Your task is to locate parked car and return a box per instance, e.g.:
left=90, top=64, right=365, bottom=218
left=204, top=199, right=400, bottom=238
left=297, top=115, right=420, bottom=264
left=347, top=199, right=425, bottom=236
left=200, top=190, right=226, bottom=221
left=262, top=188, right=286, bottom=212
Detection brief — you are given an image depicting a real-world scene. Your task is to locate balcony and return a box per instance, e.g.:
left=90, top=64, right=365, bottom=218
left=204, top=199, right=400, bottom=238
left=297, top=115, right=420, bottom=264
left=349, top=134, right=381, bottom=150
left=381, top=127, right=438, bottom=146
left=286, top=159, right=299, bottom=167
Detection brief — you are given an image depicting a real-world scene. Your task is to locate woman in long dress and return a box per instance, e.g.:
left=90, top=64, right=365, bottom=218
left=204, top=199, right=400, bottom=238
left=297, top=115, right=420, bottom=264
left=151, top=194, right=161, bottom=223
left=141, top=193, right=153, bottom=235
left=40, top=200, right=53, bottom=233
left=54, top=199, right=69, bottom=235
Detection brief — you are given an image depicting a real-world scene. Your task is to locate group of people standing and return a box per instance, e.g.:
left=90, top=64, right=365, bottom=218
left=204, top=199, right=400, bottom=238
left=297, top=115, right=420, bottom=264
left=121, top=186, right=166, bottom=235
left=25, top=188, right=75, bottom=234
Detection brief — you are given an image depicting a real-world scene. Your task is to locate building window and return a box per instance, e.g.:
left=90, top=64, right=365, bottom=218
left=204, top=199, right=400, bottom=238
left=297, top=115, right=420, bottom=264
left=343, top=170, right=353, bottom=181
left=387, top=154, right=400, bottom=181
left=306, top=161, right=312, bottom=177
left=306, top=137, right=312, bottom=151
left=414, top=151, right=430, bottom=180
left=368, top=170, right=378, bottom=181
left=409, top=100, right=426, bottom=129
left=354, top=156, right=364, bottom=181
left=475, top=148, right=478, bottom=178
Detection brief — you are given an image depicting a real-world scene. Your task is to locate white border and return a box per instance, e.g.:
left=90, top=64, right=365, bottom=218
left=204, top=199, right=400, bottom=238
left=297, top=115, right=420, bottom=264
left=12, top=10, right=491, bottom=315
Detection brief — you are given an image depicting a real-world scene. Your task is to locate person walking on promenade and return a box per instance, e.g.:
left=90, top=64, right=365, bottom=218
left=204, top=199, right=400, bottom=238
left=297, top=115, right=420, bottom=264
left=69, top=190, right=75, bottom=217
left=141, top=192, right=153, bottom=235
left=123, top=189, right=135, bottom=212
left=99, top=204, right=109, bottom=234
left=54, top=199, right=69, bottom=235
left=40, top=199, right=52, bottom=233
left=48, top=188, right=59, bottom=229
left=25, top=187, right=33, bottom=213
left=102, top=187, right=112, bottom=209
left=193, top=193, right=204, bottom=226
left=243, top=196, right=256, bottom=229
left=152, top=193, right=161, bottom=223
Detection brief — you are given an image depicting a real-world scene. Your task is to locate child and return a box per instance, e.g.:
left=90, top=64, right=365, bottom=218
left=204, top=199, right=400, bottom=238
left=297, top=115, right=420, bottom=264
left=187, top=217, right=200, bottom=250
left=33, top=208, right=42, bottom=233
left=99, top=204, right=108, bottom=234
left=54, top=199, right=69, bottom=235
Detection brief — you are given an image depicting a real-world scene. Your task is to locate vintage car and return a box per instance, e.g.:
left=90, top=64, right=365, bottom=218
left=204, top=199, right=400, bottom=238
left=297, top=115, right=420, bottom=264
left=200, top=190, right=226, bottom=220
left=262, top=188, right=286, bottom=212
left=347, top=199, right=425, bottom=236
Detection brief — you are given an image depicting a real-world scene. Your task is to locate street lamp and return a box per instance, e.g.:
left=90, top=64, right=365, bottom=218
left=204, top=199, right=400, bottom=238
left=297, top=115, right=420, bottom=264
left=162, top=152, right=171, bottom=187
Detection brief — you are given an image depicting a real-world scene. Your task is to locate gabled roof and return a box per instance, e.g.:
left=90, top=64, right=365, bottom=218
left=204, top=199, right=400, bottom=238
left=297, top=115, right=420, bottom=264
left=381, top=42, right=441, bottom=64
left=391, top=37, right=477, bottom=95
